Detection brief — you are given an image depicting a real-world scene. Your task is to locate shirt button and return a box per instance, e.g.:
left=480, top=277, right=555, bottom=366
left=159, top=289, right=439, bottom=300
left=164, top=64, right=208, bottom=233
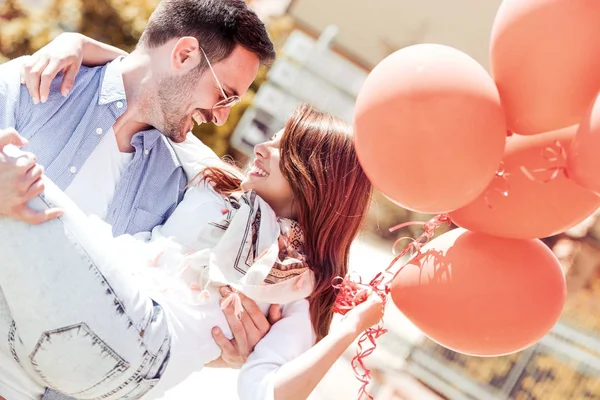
left=144, top=149, right=150, bottom=155
left=96, top=128, right=103, bottom=135
left=116, top=101, right=124, bottom=109
left=69, top=166, right=77, bottom=174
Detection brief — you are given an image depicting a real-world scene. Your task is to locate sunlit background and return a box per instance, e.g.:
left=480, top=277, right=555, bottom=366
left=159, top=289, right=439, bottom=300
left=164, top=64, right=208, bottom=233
left=2, top=0, right=600, bottom=398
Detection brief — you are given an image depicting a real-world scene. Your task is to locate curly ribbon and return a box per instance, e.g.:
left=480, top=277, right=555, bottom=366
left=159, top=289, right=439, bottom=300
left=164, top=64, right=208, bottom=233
left=484, top=162, right=511, bottom=209
left=352, top=324, right=388, bottom=400
left=483, top=140, right=567, bottom=209
left=520, top=140, right=567, bottom=183
left=332, top=213, right=452, bottom=399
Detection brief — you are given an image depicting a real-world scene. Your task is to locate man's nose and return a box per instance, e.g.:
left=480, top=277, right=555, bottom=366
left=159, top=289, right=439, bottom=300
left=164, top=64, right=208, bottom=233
left=213, top=107, right=232, bottom=126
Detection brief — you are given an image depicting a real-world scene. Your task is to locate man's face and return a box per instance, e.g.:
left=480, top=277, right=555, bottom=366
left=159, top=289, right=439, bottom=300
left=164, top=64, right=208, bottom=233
left=155, top=45, right=260, bottom=143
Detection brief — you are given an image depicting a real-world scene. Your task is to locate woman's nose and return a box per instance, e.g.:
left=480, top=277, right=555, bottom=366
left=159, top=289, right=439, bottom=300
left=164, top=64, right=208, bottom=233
left=254, top=141, right=270, bottom=159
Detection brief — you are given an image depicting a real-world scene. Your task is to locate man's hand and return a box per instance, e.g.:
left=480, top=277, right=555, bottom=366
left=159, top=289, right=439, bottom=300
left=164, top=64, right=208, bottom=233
left=207, top=286, right=283, bottom=369
left=0, top=129, right=62, bottom=223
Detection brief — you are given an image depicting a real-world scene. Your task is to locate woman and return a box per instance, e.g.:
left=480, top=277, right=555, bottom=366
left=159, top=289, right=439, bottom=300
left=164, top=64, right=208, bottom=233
left=2, top=35, right=383, bottom=400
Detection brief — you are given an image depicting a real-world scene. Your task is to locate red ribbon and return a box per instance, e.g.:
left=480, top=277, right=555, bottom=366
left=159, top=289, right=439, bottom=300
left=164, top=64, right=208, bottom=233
left=520, top=140, right=567, bottom=183
left=484, top=161, right=511, bottom=209
left=484, top=140, right=568, bottom=209
left=332, top=213, right=452, bottom=399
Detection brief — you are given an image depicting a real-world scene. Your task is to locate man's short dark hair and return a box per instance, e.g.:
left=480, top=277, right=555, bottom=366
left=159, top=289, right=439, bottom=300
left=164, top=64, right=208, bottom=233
left=140, top=0, right=276, bottom=66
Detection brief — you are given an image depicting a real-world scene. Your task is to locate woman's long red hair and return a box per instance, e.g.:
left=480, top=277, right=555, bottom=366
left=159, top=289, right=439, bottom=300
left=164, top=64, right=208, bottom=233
left=198, top=104, right=373, bottom=341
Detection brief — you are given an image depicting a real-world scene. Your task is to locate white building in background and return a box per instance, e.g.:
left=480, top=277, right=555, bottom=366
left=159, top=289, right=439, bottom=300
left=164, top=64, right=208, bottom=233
left=230, top=28, right=367, bottom=155
left=287, top=0, right=503, bottom=71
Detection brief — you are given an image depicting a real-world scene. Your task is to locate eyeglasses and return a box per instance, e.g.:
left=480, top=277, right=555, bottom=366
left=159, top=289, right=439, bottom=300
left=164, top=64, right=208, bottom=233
left=200, top=47, right=241, bottom=110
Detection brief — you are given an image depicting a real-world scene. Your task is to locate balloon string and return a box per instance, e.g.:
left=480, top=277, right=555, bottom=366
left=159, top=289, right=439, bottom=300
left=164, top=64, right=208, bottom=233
left=485, top=140, right=567, bottom=208
left=332, top=213, right=451, bottom=399
left=350, top=324, right=388, bottom=400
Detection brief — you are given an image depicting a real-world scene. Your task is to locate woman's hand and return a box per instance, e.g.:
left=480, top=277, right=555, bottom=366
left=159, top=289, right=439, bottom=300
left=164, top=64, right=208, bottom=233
left=342, top=291, right=385, bottom=334
left=20, top=32, right=87, bottom=104
left=20, top=33, right=128, bottom=104
left=269, top=291, right=385, bottom=400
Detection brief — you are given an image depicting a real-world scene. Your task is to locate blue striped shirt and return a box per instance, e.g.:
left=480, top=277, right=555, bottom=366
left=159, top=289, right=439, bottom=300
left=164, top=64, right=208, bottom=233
left=0, top=57, right=187, bottom=236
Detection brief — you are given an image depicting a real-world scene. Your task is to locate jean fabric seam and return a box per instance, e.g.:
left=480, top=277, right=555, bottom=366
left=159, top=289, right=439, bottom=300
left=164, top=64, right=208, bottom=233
left=96, top=350, right=154, bottom=400
left=29, top=323, right=129, bottom=392
left=8, top=320, right=20, bottom=366
left=32, top=193, right=172, bottom=399
left=38, top=194, right=152, bottom=345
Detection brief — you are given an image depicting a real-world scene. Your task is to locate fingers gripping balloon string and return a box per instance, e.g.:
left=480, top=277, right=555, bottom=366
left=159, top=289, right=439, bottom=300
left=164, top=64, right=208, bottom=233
left=332, top=213, right=451, bottom=399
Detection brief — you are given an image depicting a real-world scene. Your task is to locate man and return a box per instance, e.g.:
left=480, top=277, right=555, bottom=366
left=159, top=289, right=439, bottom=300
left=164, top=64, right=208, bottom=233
left=0, top=0, right=281, bottom=398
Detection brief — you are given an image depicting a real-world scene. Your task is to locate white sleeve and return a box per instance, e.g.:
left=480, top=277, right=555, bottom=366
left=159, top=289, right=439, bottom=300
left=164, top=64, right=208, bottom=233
left=237, top=299, right=316, bottom=400
left=170, top=132, right=223, bottom=181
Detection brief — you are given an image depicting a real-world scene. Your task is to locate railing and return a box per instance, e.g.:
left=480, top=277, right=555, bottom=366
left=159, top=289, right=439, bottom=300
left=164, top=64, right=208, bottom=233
left=397, top=323, right=600, bottom=400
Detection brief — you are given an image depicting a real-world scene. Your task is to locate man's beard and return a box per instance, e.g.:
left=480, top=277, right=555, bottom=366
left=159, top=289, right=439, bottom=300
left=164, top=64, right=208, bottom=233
left=156, top=72, right=209, bottom=142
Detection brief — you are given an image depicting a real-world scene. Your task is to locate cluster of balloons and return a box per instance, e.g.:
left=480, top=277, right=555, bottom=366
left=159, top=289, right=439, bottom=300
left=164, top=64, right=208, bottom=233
left=354, top=0, right=600, bottom=357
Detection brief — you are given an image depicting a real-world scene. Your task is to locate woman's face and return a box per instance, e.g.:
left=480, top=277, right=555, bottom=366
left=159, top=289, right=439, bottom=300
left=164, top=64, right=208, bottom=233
left=241, top=130, right=296, bottom=218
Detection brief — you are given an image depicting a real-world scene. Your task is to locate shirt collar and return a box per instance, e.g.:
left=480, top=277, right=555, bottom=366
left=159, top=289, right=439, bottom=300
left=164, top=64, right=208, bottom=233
left=98, top=57, right=127, bottom=105
left=131, top=129, right=183, bottom=168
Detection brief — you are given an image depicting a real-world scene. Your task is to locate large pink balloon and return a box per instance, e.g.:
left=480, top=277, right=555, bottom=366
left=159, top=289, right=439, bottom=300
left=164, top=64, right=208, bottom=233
left=490, top=0, right=600, bottom=135
left=568, top=92, right=600, bottom=195
left=391, top=228, right=566, bottom=356
left=354, top=44, right=506, bottom=214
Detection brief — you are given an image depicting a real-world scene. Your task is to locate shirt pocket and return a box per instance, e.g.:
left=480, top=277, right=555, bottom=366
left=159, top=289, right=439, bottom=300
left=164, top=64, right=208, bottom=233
left=129, top=207, right=166, bottom=234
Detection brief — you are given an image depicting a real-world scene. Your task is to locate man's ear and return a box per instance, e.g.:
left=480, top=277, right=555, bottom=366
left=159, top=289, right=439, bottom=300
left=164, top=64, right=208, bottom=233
left=171, top=37, right=201, bottom=73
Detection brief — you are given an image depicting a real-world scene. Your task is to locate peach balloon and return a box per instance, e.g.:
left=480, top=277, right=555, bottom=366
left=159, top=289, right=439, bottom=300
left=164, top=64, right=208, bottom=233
left=450, top=126, right=600, bottom=239
left=390, top=228, right=566, bottom=356
left=354, top=44, right=506, bottom=214
left=568, top=92, right=600, bottom=195
left=490, top=0, right=600, bottom=135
